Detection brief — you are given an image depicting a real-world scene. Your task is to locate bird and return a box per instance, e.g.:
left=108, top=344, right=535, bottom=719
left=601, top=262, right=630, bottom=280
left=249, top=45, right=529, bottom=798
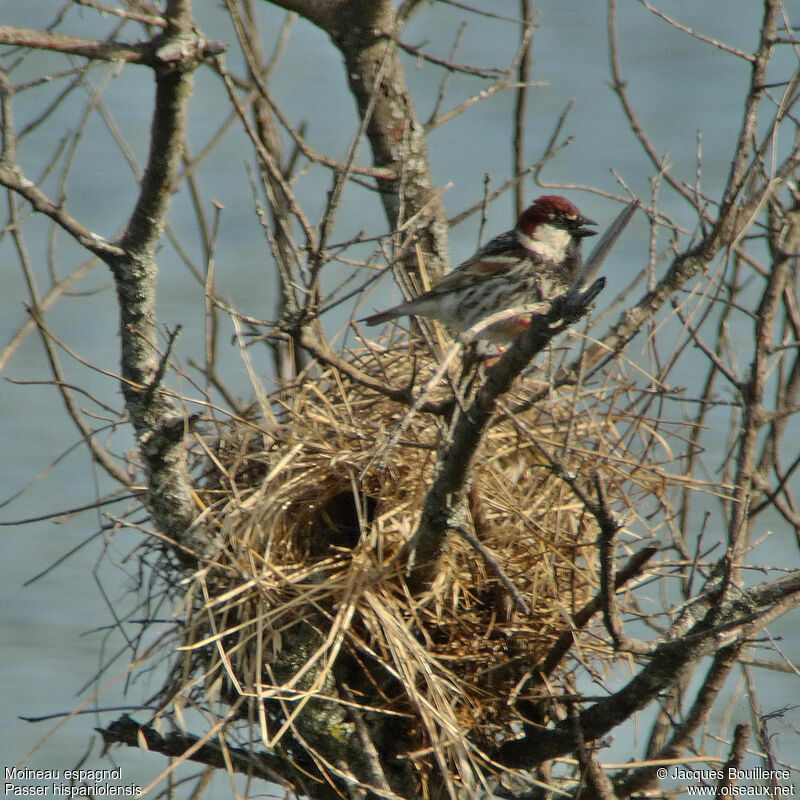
left=361, top=195, right=598, bottom=344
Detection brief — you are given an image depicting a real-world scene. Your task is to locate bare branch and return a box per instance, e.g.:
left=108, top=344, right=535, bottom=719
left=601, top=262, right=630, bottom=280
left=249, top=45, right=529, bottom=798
left=719, top=0, right=781, bottom=215
left=271, top=0, right=451, bottom=278
left=534, top=545, right=658, bottom=681
left=571, top=706, right=619, bottom=800
left=100, top=1, right=217, bottom=555
left=25, top=307, right=133, bottom=486
left=405, top=279, right=605, bottom=593
left=500, top=572, right=800, bottom=769
left=636, top=0, right=756, bottom=62
left=614, top=643, right=743, bottom=797
left=595, top=472, right=652, bottom=656
left=453, top=523, right=530, bottom=614
left=0, top=161, right=126, bottom=260
left=73, top=0, right=167, bottom=28
left=715, top=723, right=752, bottom=799
left=513, top=2, right=534, bottom=216
left=0, top=25, right=225, bottom=65
left=96, top=715, right=290, bottom=788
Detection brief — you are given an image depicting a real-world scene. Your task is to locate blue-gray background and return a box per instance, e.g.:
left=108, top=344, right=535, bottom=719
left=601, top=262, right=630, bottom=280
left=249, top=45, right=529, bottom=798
left=1, top=0, right=797, bottom=793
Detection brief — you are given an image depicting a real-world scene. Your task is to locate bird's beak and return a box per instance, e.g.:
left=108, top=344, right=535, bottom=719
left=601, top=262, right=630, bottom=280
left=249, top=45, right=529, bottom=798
left=574, top=216, right=598, bottom=238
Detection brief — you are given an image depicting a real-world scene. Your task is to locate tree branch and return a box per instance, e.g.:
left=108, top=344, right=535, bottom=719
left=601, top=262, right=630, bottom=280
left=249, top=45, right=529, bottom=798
left=498, top=570, right=800, bottom=769
left=94, top=1, right=212, bottom=557
left=405, top=279, right=605, bottom=593
left=614, top=642, right=743, bottom=797
left=595, top=472, right=653, bottom=656
left=96, top=715, right=290, bottom=789
left=0, top=8, right=227, bottom=554
left=0, top=25, right=226, bottom=65
left=268, top=0, right=450, bottom=279
left=715, top=723, right=751, bottom=799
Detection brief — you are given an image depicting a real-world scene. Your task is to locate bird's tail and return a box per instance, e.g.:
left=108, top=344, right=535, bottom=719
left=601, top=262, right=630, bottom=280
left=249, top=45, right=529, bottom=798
left=360, top=307, right=403, bottom=326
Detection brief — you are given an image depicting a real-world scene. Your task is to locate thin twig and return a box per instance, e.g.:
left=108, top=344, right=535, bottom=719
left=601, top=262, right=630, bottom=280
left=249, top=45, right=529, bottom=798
left=453, top=525, right=530, bottom=614
left=513, top=2, right=534, bottom=216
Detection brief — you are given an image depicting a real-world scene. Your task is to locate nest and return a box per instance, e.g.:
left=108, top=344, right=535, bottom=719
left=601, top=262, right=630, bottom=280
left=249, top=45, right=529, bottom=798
left=179, top=336, right=668, bottom=792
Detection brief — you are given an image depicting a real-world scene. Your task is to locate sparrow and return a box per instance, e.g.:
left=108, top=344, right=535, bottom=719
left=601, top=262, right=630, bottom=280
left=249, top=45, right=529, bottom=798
left=361, top=195, right=597, bottom=344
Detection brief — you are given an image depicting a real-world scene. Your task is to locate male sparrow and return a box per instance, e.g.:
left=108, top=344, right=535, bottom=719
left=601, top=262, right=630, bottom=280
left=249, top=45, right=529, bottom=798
left=361, top=195, right=597, bottom=344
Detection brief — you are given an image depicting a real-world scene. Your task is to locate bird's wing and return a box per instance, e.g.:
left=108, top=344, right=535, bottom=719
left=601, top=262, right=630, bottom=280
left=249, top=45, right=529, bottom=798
left=430, top=230, right=526, bottom=293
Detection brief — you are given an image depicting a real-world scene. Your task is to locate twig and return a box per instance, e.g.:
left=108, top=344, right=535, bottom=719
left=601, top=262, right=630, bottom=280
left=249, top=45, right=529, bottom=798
left=24, top=307, right=132, bottom=486
left=298, top=330, right=414, bottom=407
left=432, top=0, right=527, bottom=26
left=718, top=0, right=780, bottom=216
left=594, top=472, right=652, bottom=655
left=715, top=723, right=751, bottom=798
left=614, top=642, right=743, bottom=797
left=743, top=665, right=783, bottom=797
left=0, top=161, right=126, bottom=261
left=341, top=684, right=394, bottom=795
left=723, top=195, right=792, bottom=587
left=96, top=712, right=289, bottom=790
left=396, top=38, right=503, bottom=78
left=513, top=2, right=535, bottom=216
left=534, top=545, right=658, bottom=682
left=0, top=25, right=225, bottom=65
left=427, top=22, right=467, bottom=124
left=637, top=0, right=755, bottom=62
left=311, top=26, right=400, bottom=281
left=607, top=0, right=697, bottom=206
left=73, top=0, right=167, bottom=28
left=570, top=706, right=618, bottom=800
left=448, top=162, right=551, bottom=228
left=671, top=299, right=743, bottom=390
left=220, top=8, right=394, bottom=180
left=1, top=492, right=138, bottom=528
left=427, top=78, right=544, bottom=132
left=272, top=0, right=451, bottom=279
left=213, top=57, right=316, bottom=255
left=452, top=525, right=530, bottom=614
left=532, top=97, right=575, bottom=186
left=427, top=15, right=537, bottom=130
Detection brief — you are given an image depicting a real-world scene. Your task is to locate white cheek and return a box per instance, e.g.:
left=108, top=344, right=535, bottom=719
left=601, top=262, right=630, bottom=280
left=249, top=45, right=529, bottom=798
left=517, top=223, right=571, bottom=261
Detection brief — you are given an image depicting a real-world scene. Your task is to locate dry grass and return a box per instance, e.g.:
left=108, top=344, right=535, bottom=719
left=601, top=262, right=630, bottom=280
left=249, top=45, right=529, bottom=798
left=174, top=336, right=688, bottom=794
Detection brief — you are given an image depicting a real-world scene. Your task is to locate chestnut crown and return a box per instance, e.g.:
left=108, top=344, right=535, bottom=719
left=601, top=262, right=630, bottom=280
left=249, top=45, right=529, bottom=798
left=517, top=195, right=597, bottom=239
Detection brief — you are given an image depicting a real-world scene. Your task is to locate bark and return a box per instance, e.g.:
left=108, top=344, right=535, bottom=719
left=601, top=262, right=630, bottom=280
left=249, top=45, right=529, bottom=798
left=105, top=1, right=213, bottom=556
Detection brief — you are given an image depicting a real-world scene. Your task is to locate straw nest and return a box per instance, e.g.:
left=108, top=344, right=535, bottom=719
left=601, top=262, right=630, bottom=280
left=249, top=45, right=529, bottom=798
left=182, top=335, right=668, bottom=787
